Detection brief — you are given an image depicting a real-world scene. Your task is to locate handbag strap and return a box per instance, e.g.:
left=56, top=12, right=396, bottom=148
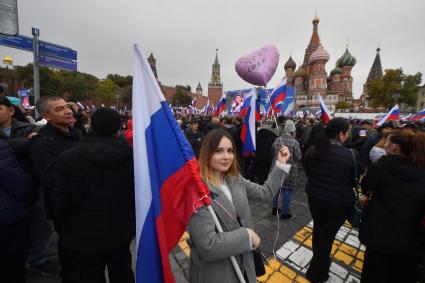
left=349, top=149, right=361, bottom=202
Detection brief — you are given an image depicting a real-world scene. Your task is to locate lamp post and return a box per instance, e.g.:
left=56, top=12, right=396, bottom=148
left=393, top=93, right=400, bottom=105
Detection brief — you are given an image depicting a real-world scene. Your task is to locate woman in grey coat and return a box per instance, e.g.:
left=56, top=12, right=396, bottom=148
left=188, top=129, right=290, bottom=283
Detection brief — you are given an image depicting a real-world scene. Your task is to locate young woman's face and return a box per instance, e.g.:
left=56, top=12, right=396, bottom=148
left=210, top=137, right=234, bottom=174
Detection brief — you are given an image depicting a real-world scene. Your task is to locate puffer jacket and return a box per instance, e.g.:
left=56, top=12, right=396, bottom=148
left=0, top=140, right=37, bottom=227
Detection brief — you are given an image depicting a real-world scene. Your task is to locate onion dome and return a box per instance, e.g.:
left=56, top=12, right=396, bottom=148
left=284, top=56, right=296, bottom=70
left=330, top=66, right=342, bottom=76
left=308, top=44, right=330, bottom=64
left=294, top=66, right=306, bottom=77
left=337, top=48, right=356, bottom=67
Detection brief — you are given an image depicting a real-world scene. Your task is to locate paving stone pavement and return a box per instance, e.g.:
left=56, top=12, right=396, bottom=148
left=25, top=163, right=424, bottom=282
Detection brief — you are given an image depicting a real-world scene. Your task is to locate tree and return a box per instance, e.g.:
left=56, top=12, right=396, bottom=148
left=368, top=68, right=422, bottom=110
left=335, top=101, right=349, bottom=110
left=94, top=79, right=118, bottom=105
left=172, top=88, right=192, bottom=106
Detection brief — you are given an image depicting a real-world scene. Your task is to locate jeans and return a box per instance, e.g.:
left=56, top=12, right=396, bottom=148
left=272, top=187, right=292, bottom=215
left=28, top=197, right=54, bottom=266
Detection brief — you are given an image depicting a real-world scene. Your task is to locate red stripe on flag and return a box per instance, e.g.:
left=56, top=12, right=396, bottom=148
left=155, top=158, right=209, bottom=283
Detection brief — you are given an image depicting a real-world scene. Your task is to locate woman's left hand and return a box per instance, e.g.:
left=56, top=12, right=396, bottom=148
left=278, top=145, right=290, bottom=164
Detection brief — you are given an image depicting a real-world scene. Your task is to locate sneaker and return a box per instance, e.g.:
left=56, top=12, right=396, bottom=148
left=29, top=260, right=59, bottom=276
left=271, top=207, right=282, bottom=216
left=280, top=213, right=293, bottom=220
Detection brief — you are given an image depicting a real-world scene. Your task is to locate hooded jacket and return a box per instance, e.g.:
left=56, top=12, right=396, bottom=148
left=52, top=136, right=135, bottom=252
left=359, top=155, right=425, bottom=255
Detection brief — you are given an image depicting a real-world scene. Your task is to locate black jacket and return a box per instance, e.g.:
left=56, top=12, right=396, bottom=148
left=1, top=119, right=39, bottom=176
left=0, top=140, right=37, bottom=227
left=52, top=136, right=135, bottom=252
left=185, top=128, right=203, bottom=157
left=303, top=141, right=363, bottom=206
left=254, top=126, right=277, bottom=184
left=359, top=155, right=425, bottom=256
left=30, top=123, right=82, bottom=217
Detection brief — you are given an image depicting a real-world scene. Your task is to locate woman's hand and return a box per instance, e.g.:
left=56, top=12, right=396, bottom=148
left=247, top=228, right=261, bottom=250
left=278, top=145, right=290, bottom=164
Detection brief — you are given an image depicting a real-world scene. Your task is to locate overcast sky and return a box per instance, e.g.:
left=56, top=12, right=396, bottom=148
left=1, top=0, right=424, bottom=98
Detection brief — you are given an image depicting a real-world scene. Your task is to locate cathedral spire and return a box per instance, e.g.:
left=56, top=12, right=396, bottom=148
left=367, top=47, right=383, bottom=82
left=303, top=15, right=321, bottom=66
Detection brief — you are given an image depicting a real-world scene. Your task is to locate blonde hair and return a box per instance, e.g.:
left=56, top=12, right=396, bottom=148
left=198, top=129, right=239, bottom=186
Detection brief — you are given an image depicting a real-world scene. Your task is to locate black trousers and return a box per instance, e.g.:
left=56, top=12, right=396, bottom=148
left=361, top=248, right=420, bottom=283
left=0, top=221, right=30, bottom=283
left=66, top=244, right=134, bottom=283
left=306, top=196, right=351, bottom=282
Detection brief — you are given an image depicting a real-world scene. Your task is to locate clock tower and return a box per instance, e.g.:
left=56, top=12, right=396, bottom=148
left=208, top=49, right=223, bottom=104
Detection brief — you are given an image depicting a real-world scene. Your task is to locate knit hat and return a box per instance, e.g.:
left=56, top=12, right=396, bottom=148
left=283, top=120, right=296, bottom=133
left=91, top=108, right=121, bottom=136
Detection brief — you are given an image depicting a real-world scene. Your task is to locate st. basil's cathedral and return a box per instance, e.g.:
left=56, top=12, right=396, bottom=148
left=283, top=15, right=357, bottom=111
left=150, top=15, right=383, bottom=112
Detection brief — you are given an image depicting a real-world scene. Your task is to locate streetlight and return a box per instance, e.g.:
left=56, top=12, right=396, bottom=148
left=393, top=93, right=400, bottom=105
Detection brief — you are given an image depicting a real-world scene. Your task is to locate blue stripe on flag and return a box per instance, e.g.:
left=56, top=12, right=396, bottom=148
left=136, top=204, right=163, bottom=282
left=136, top=101, right=194, bottom=282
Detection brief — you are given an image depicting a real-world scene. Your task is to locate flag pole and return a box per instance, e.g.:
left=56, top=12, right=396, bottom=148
left=264, top=86, right=279, bottom=134
left=206, top=205, right=246, bottom=283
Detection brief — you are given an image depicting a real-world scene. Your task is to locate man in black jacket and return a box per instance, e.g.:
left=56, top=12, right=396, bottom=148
left=52, top=108, right=135, bottom=283
left=30, top=96, right=82, bottom=278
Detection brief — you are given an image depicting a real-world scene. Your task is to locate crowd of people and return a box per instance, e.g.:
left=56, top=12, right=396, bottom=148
left=1, top=92, right=425, bottom=282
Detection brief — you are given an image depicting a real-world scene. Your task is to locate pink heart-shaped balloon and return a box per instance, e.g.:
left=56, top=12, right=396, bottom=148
left=235, top=45, right=280, bottom=87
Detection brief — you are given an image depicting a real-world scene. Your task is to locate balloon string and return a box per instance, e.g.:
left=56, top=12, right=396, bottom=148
left=264, top=85, right=280, bottom=134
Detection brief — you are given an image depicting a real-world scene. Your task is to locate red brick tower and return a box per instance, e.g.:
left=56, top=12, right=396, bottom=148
left=207, top=49, right=223, bottom=105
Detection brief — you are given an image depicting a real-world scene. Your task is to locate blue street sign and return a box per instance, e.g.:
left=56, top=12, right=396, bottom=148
left=0, top=34, right=32, bottom=51
left=39, top=54, right=77, bottom=72
left=39, top=41, right=77, bottom=61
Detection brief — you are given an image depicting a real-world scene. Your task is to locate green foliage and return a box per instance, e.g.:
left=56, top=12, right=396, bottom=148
left=335, top=101, right=350, bottom=109
left=172, top=87, right=192, bottom=106
left=368, top=68, right=422, bottom=109
left=176, top=84, right=191, bottom=92
left=94, top=79, right=118, bottom=105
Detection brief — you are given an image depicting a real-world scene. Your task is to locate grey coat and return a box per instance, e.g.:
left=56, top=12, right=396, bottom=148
left=188, top=166, right=284, bottom=283
left=270, top=133, right=301, bottom=190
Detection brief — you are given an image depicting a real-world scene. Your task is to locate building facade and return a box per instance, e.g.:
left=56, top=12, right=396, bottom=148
left=207, top=51, right=223, bottom=105
left=285, top=16, right=356, bottom=112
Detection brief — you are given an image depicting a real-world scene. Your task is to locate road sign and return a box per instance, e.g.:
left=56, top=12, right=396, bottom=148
left=39, top=54, right=77, bottom=72
left=39, top=41, right=77, bottom=61
left=0, top=0, right=19, bottom=35
left=0, top=33, right=32, bottom=51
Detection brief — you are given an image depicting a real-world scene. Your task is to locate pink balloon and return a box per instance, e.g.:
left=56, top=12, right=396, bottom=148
left=235, top=45, right=280, bottom=87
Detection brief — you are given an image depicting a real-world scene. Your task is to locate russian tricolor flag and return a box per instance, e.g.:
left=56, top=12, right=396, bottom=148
left=280, top=86, right=296, bottom=117
left=269, top=78, right=287, bottom=113
left=240, top=88, right=257, bottom=156
left=318, top=94, right=332, bottom=124
left=132, top=45, right=209, bottom=283
left=376, top=104, right=400, bottom=127
left=213, top=94, right=227, bottom=116
left=191, top=97, right=196, bottom=107
left=413, top=108, right=425, bottom=121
